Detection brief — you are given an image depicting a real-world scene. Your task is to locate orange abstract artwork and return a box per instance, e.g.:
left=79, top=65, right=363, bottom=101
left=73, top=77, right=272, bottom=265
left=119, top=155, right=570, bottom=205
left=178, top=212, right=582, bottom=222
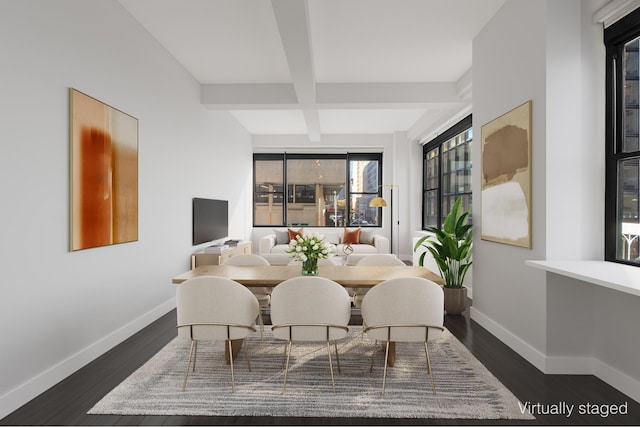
left=70, top=89, right=138, bottom=251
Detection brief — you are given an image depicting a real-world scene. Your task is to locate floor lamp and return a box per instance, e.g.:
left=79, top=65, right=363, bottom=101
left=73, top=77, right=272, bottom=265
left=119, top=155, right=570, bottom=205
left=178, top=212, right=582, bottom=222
left=369, top=184, right=398, bottom=256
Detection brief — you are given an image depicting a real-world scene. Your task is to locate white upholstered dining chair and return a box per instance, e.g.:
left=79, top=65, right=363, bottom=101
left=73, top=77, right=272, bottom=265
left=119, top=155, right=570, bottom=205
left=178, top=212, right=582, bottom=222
left=270, top=276, right=351, bottom=393
left=176, top=276, right=259, bottom=393
left=351, top=254, right=406, bottom=308
left=222, top=254, right=271, bottom=338
left=361, top=276, right=444, bottom=394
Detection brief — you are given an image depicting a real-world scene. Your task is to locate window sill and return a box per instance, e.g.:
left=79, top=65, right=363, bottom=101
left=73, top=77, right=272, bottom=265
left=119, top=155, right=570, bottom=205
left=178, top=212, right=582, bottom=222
left=525, top=260, right=640, bottom=297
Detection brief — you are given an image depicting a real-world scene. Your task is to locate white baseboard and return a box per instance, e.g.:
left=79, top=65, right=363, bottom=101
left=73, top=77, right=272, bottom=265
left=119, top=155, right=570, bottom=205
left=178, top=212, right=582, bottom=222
left=470, top=307, right=640, bottom=404
left=0, top=298, right=176, bottom=420
left=544, top=356, right=595, bottom=374
left=594, top=359, right=640, bottom=404
left=547, top=357, right=640, bottom=403
left=470, top=307, right=547, bottom=372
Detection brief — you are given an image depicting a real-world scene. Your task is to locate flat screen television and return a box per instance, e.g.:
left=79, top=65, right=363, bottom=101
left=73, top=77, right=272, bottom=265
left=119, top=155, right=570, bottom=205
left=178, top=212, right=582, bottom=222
left=192, top=198, right=228, bottom=245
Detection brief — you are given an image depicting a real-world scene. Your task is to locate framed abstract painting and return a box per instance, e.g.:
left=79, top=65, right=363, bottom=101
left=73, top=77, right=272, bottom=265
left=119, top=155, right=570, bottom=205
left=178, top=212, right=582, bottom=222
left=69, top=88, right=138, bottom=251
left=481, top=100, right=532, bottom=248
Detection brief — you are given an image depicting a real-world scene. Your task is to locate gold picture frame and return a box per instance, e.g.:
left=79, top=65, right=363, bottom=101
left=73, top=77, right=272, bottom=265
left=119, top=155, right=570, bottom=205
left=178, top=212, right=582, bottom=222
left=480, top=100, right=532, bottom=248
left=70, top=88, right=138, bottom=251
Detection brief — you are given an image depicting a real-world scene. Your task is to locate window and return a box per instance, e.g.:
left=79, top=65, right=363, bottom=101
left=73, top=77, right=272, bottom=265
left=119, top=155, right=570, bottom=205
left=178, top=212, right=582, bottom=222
left=349, top=154, right=382, bottom=226
left=422, top=115, right=472, bottom=229
left=254, top=155, right=284, bottom=226
left=253, top=153, right=383, bottom=227
left=605, top=8, right=640, bottom=264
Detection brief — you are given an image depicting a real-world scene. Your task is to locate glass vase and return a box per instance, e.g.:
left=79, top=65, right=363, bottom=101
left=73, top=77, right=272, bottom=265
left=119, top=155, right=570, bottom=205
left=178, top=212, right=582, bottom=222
left=301, top=258, right=319, bottom=276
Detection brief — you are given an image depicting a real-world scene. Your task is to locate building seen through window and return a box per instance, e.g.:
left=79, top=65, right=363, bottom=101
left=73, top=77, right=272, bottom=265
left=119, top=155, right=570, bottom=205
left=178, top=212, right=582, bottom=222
left=422, top=115, right=472, bottom=229
left=605, top=9, right=640, bottom=264
left=253, top=153, right=382, bottom=228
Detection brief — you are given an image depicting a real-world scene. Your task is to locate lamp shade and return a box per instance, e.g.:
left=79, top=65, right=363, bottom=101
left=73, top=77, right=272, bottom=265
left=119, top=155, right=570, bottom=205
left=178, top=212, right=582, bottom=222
left=369, top=197, right=387, bottom=207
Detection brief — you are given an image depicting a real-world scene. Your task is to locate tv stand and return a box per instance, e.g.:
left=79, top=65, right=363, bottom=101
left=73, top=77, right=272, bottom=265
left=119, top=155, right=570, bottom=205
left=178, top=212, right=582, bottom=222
left=191, top=241, right=252, bottom=268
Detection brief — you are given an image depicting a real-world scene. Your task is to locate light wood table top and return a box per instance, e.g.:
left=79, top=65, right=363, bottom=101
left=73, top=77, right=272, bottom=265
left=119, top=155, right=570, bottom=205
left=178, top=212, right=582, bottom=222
left=172, top=264, right=444, bottom=287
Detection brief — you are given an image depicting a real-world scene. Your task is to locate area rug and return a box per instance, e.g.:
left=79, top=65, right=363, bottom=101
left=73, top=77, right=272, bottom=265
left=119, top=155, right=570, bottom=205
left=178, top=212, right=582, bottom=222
left=89, top=327, right=534, bottom=420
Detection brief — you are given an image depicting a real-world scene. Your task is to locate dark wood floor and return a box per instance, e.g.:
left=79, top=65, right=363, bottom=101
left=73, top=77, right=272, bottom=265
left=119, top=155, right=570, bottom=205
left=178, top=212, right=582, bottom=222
left=2, top=302, right=639, bottom=426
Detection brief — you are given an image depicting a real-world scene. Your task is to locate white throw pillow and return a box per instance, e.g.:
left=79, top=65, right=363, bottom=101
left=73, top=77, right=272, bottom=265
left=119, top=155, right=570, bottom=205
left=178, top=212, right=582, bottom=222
left=323, top=231, right=340, bottom=245
left=273, top=229, right=289, bottom=245
left=359, top=229, right=374, bottom=245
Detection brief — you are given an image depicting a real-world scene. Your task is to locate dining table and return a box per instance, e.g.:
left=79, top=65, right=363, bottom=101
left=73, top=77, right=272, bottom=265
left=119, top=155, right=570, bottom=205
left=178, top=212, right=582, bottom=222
left=172, top=263, right=443, bottom=286
left=172, top=263, right=444, bottom=366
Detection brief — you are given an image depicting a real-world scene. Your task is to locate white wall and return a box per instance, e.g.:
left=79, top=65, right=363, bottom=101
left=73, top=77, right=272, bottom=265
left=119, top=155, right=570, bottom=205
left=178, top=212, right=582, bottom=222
left=0, top=0, right=252, bottom=418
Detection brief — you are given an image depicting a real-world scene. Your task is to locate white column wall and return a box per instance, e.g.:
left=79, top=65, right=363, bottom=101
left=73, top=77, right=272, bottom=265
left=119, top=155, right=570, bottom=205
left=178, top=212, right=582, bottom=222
left=409, top=135, right=424, bottom=241
left=579, top=0, right=607, bottom=259
left=0, top=0, right=252, bottom=418
left=545, top=0, right=603, bottom=259
left=470, top=0, right=549, bottom=359
left=392, top=131, right=411, bottom=260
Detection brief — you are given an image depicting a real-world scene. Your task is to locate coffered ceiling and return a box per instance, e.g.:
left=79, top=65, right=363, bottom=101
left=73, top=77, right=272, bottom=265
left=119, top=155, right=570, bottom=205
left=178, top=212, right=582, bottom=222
left=118, top=0, right=505, bottom=142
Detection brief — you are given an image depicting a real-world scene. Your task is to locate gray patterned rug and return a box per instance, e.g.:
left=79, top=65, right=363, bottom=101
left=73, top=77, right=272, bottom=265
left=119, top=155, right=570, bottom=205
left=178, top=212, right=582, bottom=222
left=89, top=327, right=534, bottom=420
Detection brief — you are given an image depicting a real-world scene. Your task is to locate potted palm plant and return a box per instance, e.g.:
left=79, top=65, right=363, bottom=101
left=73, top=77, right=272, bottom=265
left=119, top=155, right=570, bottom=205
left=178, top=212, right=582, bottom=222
left=413, top=196, right=472, bottom=315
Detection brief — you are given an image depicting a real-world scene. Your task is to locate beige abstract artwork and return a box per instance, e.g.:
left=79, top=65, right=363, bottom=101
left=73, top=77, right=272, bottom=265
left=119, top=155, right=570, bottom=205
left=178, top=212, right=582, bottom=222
left=481, top=100, right=532, bottom=248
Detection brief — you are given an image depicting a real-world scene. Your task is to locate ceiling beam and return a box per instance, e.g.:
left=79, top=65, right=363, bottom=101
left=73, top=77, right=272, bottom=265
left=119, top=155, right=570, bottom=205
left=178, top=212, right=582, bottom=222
left=406, top=105, right=470, bottom=143
left=270, top=0, right=321, bottom=141
left=455, top=68, right=473, bottom=101
left=316, top=82, right=460, bottom=107
left=270, top=0, right=316, bottom=104
left=302, top=109, right=321, bottom=142
left=408, top=69, right=473, bottom=142
left=201, top=82, right=462, bottom=110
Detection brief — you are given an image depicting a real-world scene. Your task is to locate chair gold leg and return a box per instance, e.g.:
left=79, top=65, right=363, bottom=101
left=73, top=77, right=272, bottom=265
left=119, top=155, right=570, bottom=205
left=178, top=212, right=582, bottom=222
left=369, top=340, right=377, bottom=373
left=245, top=340, right=252, bottom=372
left=257, top=311, right=265, bottom=340
left=192, top=340, right=198, bottom=372
left=228, top=339, right=236, bottom=393
left=281, top=342, right=288, bottom=371
left=182, top=340, right=196, bottom=391
left=326, top=341, right=336, bottom=393
left=282, top=340, right=292, bottom=394
left=333, top=341, right=341, bottom=374
left=382, top=341, right=390, bottom=394
left=424, top=341, right=436, bottom=395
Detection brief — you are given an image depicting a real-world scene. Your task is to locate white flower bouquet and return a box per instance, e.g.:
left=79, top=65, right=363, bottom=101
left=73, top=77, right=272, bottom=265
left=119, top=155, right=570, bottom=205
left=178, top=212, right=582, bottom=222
left=286, top=232, right=333, bottom=275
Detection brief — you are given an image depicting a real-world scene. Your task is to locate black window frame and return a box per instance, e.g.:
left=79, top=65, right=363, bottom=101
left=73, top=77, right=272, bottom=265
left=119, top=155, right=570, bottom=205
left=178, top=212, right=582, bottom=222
left=253, top=152, right=383, bottom=228
left=604, top=7, right=640, bottom=265
left=421, top=114, right=473, bottom=229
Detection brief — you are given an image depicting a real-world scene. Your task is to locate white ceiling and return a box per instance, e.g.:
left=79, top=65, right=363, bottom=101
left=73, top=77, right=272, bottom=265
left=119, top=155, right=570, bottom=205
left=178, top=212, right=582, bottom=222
left=118, top=0, right=506, bottom=142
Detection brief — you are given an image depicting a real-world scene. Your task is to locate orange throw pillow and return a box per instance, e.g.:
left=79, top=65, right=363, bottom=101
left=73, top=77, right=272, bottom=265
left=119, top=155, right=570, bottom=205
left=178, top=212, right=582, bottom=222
left=288, top=227, right=303, bottom=241
left=343, top=227, right=361, bottom=244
